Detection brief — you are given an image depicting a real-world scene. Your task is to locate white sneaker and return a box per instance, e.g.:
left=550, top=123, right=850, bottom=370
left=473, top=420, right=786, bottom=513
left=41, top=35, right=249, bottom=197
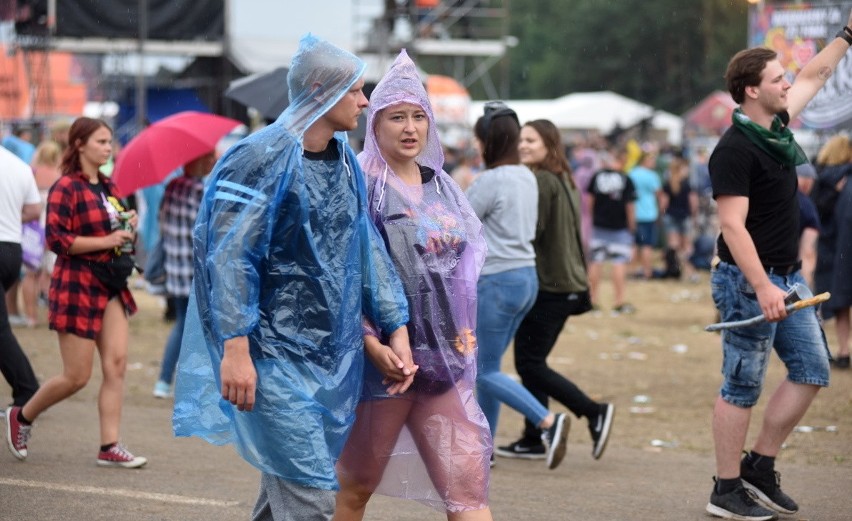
left=152, top=380, right=173, bottom=399
left=8, top=315, right=28, bottom=327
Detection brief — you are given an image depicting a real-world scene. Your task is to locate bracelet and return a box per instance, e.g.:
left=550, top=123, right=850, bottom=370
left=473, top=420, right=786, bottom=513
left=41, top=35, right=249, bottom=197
left=836, top=27, right=852, bottom=45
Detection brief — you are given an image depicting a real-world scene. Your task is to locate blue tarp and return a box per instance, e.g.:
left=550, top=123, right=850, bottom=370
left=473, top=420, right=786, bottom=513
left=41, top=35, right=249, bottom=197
left=116, top=87, right=210, bottom=144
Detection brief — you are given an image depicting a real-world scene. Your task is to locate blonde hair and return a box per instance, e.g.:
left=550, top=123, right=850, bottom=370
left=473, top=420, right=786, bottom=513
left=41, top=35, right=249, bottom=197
left=32, top=140, right=62, bottom=168
left=816, top=135, right=852, bottom=167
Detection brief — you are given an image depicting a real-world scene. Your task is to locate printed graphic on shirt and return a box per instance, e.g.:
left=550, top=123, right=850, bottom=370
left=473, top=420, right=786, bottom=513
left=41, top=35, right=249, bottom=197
left=592, top=171, right=628, bottom=200
left=412, top=200, right=466, bottom=273
left=101, top=192, right=131, bottom=255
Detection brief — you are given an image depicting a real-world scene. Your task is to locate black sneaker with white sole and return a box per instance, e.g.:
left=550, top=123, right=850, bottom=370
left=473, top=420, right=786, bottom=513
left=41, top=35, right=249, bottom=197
left=588, top=403, right=614, bottom=459
left=541, top=413, right=569, bottom=470
left=706, top=480, right=778, bottom=521
left=740, top=464, right=799, bottom=514
left=495, top=438, right=546, bottom=460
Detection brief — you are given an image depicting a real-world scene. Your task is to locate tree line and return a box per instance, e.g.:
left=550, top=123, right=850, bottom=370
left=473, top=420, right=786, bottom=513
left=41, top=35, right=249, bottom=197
left=504, top=0, right=749, bottom=114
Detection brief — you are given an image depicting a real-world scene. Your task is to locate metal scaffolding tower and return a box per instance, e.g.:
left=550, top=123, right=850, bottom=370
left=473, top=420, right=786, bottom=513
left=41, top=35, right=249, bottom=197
left=356, top=0, right=513, bottom=98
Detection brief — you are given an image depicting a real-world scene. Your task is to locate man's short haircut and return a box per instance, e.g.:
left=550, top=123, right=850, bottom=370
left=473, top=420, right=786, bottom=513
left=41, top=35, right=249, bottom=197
left=725, top=47, right=779, bottom=104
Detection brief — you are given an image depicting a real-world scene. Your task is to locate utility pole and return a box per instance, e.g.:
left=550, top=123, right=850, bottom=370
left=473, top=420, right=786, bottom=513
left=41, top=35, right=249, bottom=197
left=135, top=0, right=148, bottom=132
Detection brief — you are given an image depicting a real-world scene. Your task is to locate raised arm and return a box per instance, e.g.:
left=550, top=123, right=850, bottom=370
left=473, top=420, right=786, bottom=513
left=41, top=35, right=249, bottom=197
left=787, top=9, right=852, bottom=120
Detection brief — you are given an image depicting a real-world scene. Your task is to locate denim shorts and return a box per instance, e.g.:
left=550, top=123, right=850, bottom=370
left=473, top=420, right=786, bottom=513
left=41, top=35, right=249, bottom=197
left=663, top=214, right=691, bottom=236
left=634, top=221, right=658, bottom=247
left=710, top=261, right=830, bottom=408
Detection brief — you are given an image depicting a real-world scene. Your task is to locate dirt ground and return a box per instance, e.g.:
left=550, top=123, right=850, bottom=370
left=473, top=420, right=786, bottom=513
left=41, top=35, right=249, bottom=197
left=2, top=271, right=850, bottom=520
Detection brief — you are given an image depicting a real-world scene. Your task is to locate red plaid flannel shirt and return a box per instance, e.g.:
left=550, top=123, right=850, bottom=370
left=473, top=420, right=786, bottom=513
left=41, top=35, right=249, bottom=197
left=46, top=171, right=137, bottom=339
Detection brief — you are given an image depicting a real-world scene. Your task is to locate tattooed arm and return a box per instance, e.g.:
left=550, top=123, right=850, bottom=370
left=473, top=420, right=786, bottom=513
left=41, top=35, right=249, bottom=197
left=787, top=8, right=852, bottom=121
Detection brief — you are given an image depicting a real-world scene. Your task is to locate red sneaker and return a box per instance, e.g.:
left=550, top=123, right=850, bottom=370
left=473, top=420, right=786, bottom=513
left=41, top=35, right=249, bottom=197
left=97, top=443, right=148, bottom=468
left=5, top=406, right=32, bottom=460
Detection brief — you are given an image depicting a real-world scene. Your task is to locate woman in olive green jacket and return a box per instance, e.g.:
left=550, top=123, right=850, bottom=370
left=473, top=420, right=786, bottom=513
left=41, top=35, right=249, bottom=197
left=496, top=119, right=615, bottom=462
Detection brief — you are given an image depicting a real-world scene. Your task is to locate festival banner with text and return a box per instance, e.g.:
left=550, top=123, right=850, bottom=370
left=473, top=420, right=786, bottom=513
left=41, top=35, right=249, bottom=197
left=751, top=2, right=852, bottom=129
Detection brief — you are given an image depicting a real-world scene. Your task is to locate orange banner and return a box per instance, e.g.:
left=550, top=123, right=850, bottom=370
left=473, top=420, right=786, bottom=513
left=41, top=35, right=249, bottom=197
left=0, top=45, right=86, bottom=120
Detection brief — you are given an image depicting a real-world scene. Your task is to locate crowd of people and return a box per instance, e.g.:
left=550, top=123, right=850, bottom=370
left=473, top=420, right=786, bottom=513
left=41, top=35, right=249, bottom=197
left=3, top=15, right=852, bottom=520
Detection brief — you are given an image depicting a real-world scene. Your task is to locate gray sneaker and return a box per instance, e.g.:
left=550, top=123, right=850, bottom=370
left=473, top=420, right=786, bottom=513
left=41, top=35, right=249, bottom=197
left=740, top=464, right=799, bottom=514
left=706, top=480, right=778, bottom=521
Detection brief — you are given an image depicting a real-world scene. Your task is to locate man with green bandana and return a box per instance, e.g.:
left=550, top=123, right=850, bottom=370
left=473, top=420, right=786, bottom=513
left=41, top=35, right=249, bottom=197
left=705, top=10, right=852, bottom=521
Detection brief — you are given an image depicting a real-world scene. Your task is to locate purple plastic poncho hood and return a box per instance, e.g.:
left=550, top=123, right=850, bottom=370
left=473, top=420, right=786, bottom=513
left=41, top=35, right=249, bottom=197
left=346, top=49, right=491, bottom=512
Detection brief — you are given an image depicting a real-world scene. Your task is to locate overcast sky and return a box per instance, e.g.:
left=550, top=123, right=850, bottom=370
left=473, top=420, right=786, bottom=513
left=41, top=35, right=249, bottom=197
left=230, top=0, right=383, bottom=67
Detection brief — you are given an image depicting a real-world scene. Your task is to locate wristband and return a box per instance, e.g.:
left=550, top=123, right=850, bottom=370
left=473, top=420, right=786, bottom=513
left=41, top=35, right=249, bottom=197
left=836, top=27, right=852, bottom=45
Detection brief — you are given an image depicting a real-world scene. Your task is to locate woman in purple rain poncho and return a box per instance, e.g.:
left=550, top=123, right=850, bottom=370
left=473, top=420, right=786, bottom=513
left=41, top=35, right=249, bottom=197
left=334, top=50, right=493, bottom=520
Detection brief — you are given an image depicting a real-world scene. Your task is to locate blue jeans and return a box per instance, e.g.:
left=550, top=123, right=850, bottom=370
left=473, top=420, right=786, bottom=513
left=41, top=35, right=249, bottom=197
left=158, top=296, right=189, bottom=384
left=710, top=262, right=830, bottom=408
left=475, top=266, right=547, bottom=438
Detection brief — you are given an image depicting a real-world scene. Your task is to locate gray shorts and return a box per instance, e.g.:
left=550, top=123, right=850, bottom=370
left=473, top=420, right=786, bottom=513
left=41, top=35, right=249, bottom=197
left=251, top=473, right=335, bottom=521
left=589, top=227, right=633, bottom=264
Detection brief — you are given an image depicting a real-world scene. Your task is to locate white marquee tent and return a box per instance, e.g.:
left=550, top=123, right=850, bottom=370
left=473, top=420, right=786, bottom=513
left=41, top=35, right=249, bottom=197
left=470, top=91, right=683, bottom=146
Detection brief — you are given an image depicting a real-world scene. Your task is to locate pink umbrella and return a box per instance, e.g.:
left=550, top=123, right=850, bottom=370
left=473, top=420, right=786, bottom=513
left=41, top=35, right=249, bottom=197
left=111, top=111, right=242, bottom=196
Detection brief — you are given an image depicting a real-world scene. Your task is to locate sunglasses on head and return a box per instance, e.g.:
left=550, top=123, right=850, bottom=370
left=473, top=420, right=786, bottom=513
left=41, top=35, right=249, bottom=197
left=481, top=101, right=519, bottom=130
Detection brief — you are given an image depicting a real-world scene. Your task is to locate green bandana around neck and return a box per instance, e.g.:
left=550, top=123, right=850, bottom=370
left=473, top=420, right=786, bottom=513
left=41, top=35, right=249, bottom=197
left=731, top=108, right=808, bottom=167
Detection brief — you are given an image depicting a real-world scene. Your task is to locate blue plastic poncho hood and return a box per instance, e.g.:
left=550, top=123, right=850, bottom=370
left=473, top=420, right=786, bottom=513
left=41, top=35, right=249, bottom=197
left=173, top=34, right=408, bottom=491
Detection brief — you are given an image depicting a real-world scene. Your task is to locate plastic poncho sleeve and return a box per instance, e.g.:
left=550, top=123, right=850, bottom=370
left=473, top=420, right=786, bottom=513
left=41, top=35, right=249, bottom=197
left=353, top=146, right=409, bottom=336
left=204, top=139, right=286, bottom=341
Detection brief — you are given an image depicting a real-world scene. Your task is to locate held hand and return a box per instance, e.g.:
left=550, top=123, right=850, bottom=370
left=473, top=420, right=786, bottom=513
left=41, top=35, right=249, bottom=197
left=756, top=284, right=788, bottom=323
left=364, top=331, right=418, bottom=395
left=105, top=230, right=134, bottom=250
left=124, top=209, right=139, bottom=230
left=386, top=326, right=418, bottom=394
left=220, top=337, right=257, bottom=411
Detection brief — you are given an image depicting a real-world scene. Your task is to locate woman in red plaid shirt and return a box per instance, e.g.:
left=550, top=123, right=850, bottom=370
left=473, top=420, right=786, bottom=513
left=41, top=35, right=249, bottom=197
left=4, top=117, right=147, bottom=468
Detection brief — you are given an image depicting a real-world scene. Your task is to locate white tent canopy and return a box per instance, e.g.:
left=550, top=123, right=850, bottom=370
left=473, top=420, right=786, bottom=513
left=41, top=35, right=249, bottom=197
left=470, top=91, right=683, bottom=146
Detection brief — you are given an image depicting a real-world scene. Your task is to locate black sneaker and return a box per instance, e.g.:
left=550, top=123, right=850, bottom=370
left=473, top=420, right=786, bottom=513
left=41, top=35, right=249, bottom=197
left=830, top=355, right=850, bottom=369
left=706, top=479, right=778, bottom=520
left=740, top=464, right=799, bottom=514
left=495, top=438, right=546, bottom=460
left=541, top=413, right=569, bottom=470
left=588, top=403, right=614, bottom=459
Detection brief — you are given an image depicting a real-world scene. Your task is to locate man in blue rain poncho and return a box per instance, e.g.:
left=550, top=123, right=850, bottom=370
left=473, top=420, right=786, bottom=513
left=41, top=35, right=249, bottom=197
left=173, top=35, right=415, bottom=521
